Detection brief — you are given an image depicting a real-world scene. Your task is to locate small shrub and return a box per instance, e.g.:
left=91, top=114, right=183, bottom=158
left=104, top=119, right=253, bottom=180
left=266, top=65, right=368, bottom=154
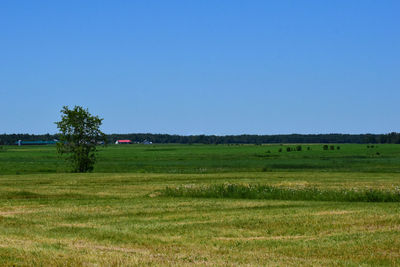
left=330, top=145, right=335, bottom=150
left=323, top=145, right=329, bottom=150
left=307, top=147, right=311, bottom=151
left=278, top=148, right=282, bottom=152
left=337, top=146, right=340, bottom=150
left=286, top=147, right=291, bottom=152
left=296, top=145, right=302, bottom=151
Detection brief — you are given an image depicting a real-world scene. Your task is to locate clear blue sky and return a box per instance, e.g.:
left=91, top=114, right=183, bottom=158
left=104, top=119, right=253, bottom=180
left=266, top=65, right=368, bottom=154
left=1, top=1, right=399, bottom=135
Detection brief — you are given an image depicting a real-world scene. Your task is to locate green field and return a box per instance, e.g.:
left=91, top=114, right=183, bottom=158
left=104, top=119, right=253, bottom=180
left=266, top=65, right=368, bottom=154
left=0, top=144, right=399, bottom=266
left=1, top=144, right=399, bottom=175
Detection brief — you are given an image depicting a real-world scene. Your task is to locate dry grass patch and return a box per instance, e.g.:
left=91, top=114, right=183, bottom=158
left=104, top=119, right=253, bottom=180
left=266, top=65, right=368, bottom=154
left=314, top=210, right=357, bottom=215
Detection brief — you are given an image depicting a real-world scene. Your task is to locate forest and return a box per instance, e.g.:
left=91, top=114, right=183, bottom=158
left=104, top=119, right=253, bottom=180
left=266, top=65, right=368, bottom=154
left=1, top=132, right=400, bottom=145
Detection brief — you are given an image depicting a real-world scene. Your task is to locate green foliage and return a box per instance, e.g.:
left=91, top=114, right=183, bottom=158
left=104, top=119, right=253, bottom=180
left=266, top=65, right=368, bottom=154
left=163, top=183, right=400, bottom=202
left=55, top=106, right=105, bottom=173
left=296, top=145, right=302, bottom=151
left=323, top=145, right=329, bottom=150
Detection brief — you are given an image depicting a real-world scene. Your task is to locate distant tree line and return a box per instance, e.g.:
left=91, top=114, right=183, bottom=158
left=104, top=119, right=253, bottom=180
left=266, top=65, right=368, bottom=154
left=1, top=133, right=400, bottom=145
left=0, top=134, right=60, bottom=145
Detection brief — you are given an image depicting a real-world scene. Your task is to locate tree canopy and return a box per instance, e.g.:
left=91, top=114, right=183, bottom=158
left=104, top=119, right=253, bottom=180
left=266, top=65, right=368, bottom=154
left=55, top=106, right=105, bottom=172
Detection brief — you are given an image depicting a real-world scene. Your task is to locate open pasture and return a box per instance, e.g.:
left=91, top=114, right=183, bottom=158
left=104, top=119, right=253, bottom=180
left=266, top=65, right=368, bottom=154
left=0, top=144, right=399, bottom=266
left=1, top=143, right=400, bottom=175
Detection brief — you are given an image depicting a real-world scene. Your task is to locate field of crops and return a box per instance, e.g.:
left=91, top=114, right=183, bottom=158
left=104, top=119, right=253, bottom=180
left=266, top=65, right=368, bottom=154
left=0, top=144, right=399, bottom=266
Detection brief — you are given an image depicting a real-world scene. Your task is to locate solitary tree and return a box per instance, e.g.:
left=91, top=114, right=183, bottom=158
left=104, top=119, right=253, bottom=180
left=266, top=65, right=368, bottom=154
left=55, top=106, right=105, bottom=172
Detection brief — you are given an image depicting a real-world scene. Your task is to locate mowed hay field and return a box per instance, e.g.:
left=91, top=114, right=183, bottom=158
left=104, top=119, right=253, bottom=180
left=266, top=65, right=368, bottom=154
left=0, top=144, right=399, bottom=266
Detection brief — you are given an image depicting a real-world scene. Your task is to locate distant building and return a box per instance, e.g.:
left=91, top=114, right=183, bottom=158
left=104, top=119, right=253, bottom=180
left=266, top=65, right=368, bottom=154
left=142, top=140, right=152, bottom=145
left=15, top=140, right=58, bottom=146
left=115, top=140, right=132, bottom=144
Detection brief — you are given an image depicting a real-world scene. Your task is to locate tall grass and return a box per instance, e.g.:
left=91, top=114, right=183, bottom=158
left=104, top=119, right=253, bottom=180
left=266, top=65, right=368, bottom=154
left=162, top=183, right=400, bottom=202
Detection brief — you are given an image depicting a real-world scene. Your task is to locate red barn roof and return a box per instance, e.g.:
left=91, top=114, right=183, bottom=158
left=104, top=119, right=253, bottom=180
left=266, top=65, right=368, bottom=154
left=117, top=140, right=132, bottom=143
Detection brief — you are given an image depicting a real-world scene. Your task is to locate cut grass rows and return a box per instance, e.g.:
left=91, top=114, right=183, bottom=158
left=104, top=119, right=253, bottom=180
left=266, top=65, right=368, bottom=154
left=0, top=144, right=399, bottom=265
left=0, top=172, right=399, bottom=265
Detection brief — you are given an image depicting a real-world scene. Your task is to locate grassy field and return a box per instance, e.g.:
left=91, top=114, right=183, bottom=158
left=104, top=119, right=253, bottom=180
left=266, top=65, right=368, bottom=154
left=0, top=144, right=399, bottom=266
left=1, top=143, right=400, bottom=175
